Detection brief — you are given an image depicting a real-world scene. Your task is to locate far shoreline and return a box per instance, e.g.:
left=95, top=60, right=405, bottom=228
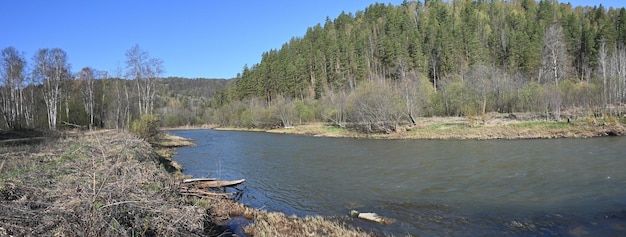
left=201, top=114, right=626, bottom=140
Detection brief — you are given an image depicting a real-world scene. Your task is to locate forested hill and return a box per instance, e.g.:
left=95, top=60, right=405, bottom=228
left=155, top=77, right=232, bottom=126
left=231, top=0, right=626, bottom=102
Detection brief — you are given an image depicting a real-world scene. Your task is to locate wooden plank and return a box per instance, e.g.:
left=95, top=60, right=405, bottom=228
left=191, top=179, right=246, bottom=188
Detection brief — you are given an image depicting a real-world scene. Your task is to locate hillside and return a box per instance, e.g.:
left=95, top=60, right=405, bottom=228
left=233, top=0, right=626, bottom=101
left=209, top=0, right=626, bottom=132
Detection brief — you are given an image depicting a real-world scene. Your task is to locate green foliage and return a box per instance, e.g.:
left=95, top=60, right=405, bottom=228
left=226, top=0, right=626, bottom=106
left=5, top=1, right=626, bottom=132
left=131, top=114, right=161, bottom=142
left=293, top=99, right=319, bottom=124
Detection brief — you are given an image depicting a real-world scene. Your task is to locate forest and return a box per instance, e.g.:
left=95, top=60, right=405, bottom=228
left=0, top=44, right=230, bottom=131
left=217, top=0, right=626, bottom=132
left=2, top=0, right=626, bottom=133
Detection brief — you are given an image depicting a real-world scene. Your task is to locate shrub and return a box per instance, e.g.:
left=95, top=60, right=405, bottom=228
left=131, top=114, right=161, bottom=142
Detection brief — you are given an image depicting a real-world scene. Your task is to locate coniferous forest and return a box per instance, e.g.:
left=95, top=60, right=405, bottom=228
left=216, top=0, right=626, bottom=132
left=2, top=0, right=626, bottom=133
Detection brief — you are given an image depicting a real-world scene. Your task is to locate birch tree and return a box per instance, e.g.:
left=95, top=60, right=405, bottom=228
left=0, top=47, right=27, bottom=129
left=110, top=65, right=129, bottom=129
left=398, top=70, right=430, bottom=125
left=597, top=41, right=608, bottom=108
left=541, top=23, right=569, bottom=86
left=78, top=67, right=96, bottom=129
left=466, top=65, right=495, bottom=115
left=33, top=48, right=70, bottom=130
left=609, top=45, right=626, bottom=107
left=125, top=45, right=163, bottom=116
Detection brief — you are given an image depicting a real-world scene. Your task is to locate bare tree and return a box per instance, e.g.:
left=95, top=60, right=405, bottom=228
left=546, top=85, right=563, bottom=120
left=321, top=89, right=348, bottom=128
left=272, top=95, right=295, bottom=128
left=78, top=67, right=96, bottom=129
left=619, top=46, right=626, bottom=105
left=0, top=47, right=27, bottom=129
left=125, top=45, right=164, bottom=116
left=22, top=76, right=36, bottom=128
left=541, top=23, right=569, bottom=86
left=350, top=81, right=404, bottom=133
left=398, top=70, right=429, bottom=125
left=465, top=65, right=495, bottom=115
left=597, top=41, right=608, bottom=108
left=98, top=70, right=108, bottom=128
left=108, top=65, right=129, bottom=129
left=32, top=48, right=71, bottom=130
left=609, top=44, right=626, bottom=108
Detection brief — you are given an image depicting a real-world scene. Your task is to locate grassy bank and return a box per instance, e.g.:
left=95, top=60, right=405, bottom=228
left=0, top=130, right=369, bottom=236
left=220, top=114, right=626, bottom=140
left=0, top=130, right=212, bottom=236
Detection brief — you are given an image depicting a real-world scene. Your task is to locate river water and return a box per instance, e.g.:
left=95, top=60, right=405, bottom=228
left=171, top=129, right=626, bottom=236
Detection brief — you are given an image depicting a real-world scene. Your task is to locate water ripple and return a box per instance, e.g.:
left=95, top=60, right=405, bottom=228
left=172, top=130, right=626, bottom=236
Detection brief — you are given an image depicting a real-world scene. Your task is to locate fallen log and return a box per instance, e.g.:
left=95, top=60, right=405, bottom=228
left=184, top=179, right=246, bottom=189
left=182, top=177, right=218, bottom=183
left=62, top=121, right=85, bottom=129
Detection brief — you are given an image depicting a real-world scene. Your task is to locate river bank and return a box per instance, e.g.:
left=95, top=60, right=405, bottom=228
left=215, top=113, right=626, bottom=140
left=0, top=130, right=212, bottom=236
left=0, top=130, right=369, bottom=236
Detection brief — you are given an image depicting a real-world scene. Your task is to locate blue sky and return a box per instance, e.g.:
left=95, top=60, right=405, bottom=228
left=1, top=0, right=624, bottom=79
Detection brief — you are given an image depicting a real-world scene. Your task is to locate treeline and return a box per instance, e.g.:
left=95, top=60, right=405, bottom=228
left=0, top=45, right=230, bottom=130
left=213, top=0, right=626, bottom=131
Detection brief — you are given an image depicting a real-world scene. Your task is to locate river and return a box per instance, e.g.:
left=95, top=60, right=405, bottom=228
left=171, top=129, right=626, bottom=236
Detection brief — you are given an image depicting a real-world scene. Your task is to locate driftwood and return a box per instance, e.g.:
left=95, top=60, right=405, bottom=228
left=350, top=210, right=396, bottom=224
left=179, top=178, right=245, bottom=199
left=185, top=179, right=245, bottom=189
left=182, top=177, right=218, bottom=183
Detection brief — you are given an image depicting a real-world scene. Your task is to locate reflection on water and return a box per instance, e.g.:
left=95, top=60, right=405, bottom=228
left=172, top=130, right=626, bottom=236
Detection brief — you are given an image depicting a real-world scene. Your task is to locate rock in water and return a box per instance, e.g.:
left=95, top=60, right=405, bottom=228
left=350, top=210, right=396, bottom=224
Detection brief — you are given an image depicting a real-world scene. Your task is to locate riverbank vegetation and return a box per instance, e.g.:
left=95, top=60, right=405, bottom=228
left=0, top=130, right=210, bottom=236
left=230, top=112, right=625, bottom=139
left=0, top=130, right=369, bottom=236
left=211, top=0, right=626, bottom=135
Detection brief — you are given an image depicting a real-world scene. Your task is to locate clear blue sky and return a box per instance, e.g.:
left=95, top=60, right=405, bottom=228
left=1, top=0, right=624, bottom=79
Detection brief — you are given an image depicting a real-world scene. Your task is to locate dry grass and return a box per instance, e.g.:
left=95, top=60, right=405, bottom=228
left=0, top=130, right=371, bottom=237
left=152, top=133, right=195, bottom=148
left=197, top=197, right=370, bottom=237
left=396, top=115, right=626, bottom=140
left=0, top=131, right=216, bottom=236
left=220, top=113, right=626, bottom=140
left=161, top=124, right=221, bottom=131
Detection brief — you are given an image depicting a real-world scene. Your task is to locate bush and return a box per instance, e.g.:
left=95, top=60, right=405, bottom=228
left=131, top=114, right=161, bottom=142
